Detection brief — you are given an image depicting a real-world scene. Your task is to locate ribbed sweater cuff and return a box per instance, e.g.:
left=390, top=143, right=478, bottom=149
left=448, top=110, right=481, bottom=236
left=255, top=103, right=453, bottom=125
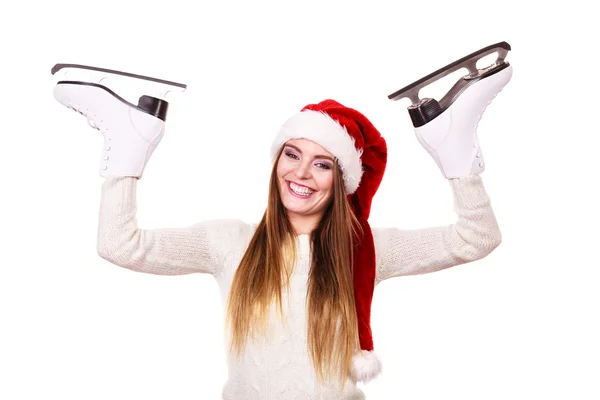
left=448, top=174, right=490, bottom=209
left=101, top=177, right=138, bottom=207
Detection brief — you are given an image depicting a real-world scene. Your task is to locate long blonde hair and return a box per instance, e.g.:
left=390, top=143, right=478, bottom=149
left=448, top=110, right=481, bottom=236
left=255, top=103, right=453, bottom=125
left=224, top=145, right=364, bottom=387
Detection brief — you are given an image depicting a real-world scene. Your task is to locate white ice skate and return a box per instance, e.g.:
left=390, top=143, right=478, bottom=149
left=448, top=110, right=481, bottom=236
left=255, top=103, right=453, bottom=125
left=51, top=63, right=187, bottom=178
left=388, top=41, right=513, bottom=178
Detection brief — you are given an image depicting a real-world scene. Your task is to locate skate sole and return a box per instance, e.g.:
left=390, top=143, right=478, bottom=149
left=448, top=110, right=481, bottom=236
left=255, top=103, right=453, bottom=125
left=56, top=81, right=169, bottom=121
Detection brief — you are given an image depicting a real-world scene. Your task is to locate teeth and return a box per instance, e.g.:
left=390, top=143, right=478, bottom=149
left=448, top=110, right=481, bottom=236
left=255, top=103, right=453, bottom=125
left=290, top=182, right=314, bottom=195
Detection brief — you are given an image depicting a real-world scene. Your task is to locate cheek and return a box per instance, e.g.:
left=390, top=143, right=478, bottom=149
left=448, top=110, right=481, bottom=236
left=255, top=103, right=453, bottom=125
left=318, top=173, right=334, bottom=192
left=276, top=158, right=288, bottom=177
left=277, top=157, right=299, bottom=179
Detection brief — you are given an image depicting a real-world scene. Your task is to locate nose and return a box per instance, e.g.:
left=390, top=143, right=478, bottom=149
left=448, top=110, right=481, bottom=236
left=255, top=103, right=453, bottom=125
left=294, top=160, right=312, bottom=179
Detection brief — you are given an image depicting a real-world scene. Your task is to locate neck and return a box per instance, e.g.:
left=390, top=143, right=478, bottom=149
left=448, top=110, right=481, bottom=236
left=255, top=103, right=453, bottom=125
left=287, top=212, right=322, bottom=236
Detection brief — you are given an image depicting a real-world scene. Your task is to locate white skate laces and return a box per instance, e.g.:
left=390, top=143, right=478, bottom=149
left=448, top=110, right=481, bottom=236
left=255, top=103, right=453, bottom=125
left=65, top=102, right=106, bottom=133
left=65, top=103, right=113, bottom=172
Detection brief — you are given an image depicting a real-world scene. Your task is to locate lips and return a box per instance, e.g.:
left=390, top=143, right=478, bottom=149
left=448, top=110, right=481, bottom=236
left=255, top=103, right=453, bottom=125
left=286, top=180, right=315, bottom=191
left=286, top=180, right=316, bottom=198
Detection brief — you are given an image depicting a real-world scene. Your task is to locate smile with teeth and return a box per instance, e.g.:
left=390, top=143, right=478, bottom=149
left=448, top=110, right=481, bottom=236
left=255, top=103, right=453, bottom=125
left=288, top=181, right=315, bottom=197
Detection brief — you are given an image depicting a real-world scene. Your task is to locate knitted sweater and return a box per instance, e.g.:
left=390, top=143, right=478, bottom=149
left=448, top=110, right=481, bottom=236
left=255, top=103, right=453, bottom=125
left=96, top=174, right=501, bottom=400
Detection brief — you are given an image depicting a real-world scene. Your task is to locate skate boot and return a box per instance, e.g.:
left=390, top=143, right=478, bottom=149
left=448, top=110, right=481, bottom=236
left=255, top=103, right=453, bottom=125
left=51, top=63, right=187, bottom=178
left=388, top=42, right=513, bottom=178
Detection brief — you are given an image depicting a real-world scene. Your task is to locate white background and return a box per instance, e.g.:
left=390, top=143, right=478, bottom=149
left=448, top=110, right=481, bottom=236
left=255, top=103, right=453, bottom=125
left=1, top=1, right=598, bottom=399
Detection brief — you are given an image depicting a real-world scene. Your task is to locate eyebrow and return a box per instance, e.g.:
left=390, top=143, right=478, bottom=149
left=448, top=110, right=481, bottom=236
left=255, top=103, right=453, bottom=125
left=284, top=144, right=335, bottom=162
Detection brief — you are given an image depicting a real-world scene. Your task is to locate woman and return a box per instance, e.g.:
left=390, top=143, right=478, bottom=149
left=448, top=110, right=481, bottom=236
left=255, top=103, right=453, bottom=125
left=55, top=67, right=510, bottom=398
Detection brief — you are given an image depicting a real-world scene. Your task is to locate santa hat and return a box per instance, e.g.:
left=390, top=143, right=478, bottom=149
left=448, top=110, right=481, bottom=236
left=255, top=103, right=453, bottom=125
left=270, top=99, right=387, bottom=383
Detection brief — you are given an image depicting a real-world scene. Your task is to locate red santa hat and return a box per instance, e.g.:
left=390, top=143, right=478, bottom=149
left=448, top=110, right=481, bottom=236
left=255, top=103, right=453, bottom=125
left=270, top=99, right=387, bottom=383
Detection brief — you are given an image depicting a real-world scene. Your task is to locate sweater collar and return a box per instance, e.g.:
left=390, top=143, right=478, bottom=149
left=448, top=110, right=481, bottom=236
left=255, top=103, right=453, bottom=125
left=296, top=234, right=310, bottom=255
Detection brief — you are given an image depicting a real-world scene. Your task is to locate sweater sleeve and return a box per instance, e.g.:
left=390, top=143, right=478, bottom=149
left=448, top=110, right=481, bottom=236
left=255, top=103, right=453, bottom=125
left=373, top=174, right=502, bottom=284
left=96, top=177, right=243, bottom=276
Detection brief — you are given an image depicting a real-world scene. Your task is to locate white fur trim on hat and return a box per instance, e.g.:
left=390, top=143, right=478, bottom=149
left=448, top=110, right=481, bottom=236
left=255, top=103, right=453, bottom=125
left=349, top=349, right=382, bottom=383
left=270, top=110, right=363, bottom=194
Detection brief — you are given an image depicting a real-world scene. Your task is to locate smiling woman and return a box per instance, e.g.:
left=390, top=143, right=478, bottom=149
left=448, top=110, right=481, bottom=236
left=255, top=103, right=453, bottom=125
left=222, top=99, right=390, bottom=399
left=277, top=139, right=336, bottom=234
left=53, top=79, right=505, bottom=398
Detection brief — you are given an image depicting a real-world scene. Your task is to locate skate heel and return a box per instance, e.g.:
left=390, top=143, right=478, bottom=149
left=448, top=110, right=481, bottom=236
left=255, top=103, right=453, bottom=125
left=138, top=95, right=169, bottom=121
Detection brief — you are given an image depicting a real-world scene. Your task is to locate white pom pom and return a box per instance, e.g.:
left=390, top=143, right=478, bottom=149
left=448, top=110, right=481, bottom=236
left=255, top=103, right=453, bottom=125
left=349, top=349, right=382, bottom=383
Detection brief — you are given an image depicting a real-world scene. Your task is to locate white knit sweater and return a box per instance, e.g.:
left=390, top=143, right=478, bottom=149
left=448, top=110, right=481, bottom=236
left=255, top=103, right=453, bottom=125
left=96, top=174, right=501, bottom=400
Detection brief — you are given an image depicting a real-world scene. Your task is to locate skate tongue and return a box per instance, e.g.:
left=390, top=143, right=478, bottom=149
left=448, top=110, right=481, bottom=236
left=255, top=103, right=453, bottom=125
left=51, top=63, right=187, bottom=105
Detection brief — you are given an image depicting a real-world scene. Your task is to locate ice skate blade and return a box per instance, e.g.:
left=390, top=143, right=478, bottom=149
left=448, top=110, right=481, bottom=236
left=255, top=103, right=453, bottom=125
left=51, top=63, right=186, bottom=88
left=51, top=63, right=187, bottom=101
left=388, top=41, right=511, bottom=106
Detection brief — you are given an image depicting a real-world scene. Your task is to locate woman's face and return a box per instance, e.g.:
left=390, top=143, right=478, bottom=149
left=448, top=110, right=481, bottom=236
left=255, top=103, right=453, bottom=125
left=277, top=138, right=335, bottom=222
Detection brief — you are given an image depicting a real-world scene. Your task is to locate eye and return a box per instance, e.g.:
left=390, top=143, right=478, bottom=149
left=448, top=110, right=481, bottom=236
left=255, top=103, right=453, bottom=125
left=285, top=149, right=331, bottom=170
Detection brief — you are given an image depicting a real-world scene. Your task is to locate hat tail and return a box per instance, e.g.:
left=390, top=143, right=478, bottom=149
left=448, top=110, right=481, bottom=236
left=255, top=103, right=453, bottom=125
left=350, top=349, right=382, bottom=383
